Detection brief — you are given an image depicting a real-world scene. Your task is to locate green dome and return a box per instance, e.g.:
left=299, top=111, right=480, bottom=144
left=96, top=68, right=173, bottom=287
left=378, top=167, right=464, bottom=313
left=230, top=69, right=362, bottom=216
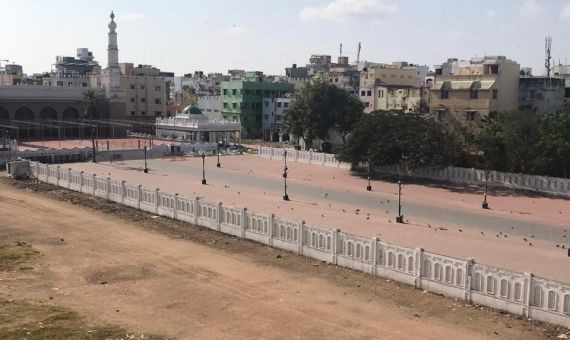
left=182, top=105, right=203, bottom=116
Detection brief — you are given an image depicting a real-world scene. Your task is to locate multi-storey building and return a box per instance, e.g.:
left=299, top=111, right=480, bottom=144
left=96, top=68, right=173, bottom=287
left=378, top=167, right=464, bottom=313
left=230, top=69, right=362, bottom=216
left=429, top=56, right=520, bottom=128
left=360, top=62, right=428, bottom=113
left=0, top=64, right=24, bottom=85
left=261, top=97, right=291, bottom=142
left=553, top=65, right=570, bottom=105
left=519, top=76, right=565, bottom=114
left=220, top=72, right=293, bottom=137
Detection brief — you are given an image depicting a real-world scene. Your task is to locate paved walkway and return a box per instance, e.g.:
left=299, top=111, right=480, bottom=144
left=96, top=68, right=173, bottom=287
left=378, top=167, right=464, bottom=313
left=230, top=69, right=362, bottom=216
left=66, top=155, right=570, bottom=282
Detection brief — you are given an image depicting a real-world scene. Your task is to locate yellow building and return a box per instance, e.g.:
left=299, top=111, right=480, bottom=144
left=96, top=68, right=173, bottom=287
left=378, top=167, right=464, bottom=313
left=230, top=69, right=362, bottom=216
left=429, top=56, right=520, bottom=128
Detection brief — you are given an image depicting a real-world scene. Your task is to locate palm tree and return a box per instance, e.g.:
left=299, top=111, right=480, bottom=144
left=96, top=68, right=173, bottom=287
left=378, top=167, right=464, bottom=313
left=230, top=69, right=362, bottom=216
left=82, top=90, right=109, bottom=162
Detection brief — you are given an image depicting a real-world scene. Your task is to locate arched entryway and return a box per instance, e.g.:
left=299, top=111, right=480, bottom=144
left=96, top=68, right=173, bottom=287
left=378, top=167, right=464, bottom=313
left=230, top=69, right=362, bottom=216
left=14, top=107, right=35, bottom=139
left=62, top=107, right=81, bottom=139
left=0, top=107, right=9, bottom=122
left=39, top=107, right=59, bottom=139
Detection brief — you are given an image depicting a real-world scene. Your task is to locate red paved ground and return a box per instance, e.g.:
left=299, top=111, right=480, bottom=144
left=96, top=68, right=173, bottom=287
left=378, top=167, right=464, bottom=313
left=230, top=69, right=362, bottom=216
left=66, top=155, right=570, bottom=282
left=19, top=138, right=177, bottom=151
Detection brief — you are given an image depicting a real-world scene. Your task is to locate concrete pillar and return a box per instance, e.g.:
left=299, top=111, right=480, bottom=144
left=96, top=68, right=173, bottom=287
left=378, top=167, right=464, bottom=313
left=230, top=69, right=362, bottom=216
left=217, top=202, right=223, bottom=232
left=106, top=177, right=111, bottom=201
left=371, top=238, right=379, bottom=276
left=241, top=207, right=247, bottom=237
left=268, top=214, right=274, bottom=246
left=414, top=247, right=424, bottom=289
left=522, top=272, right=533, bottom=317
left=155, top=188, right=160, bottom=214
left=331, top=229, right=340, bottom=265
left=298, top=220, right=305, bottom=254
left=79, top=171, right=84, bottom=192
left=137, top=184, right=142, bottom=210
left=464, top=259, right=474, bottom=302
left=121, top=181, right=126, bottom=204
left=174, top=193, right=179, bottom=220
left=92, top=174, right=96, bottom=196
left=68, top=168, right=72, bottom=189
left=56, top=166, right=60, bottom=186
left=194, top=197, right=200, bottom=225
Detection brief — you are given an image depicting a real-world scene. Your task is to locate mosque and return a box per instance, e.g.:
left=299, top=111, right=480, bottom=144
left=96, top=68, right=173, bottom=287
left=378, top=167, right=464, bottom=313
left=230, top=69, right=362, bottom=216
left=155, top=104, right=242, bottom=143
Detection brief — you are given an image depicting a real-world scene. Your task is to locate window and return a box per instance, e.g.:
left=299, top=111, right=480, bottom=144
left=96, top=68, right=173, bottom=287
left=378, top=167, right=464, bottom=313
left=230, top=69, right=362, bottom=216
left=277, top=102, right=282, bottom=108
left=264, top=101, right=269, bottom=107
left=130, top=111, right=135, bottom=116
left=232, top=103, right=237, bottom=109
left=284, top=102, right=289, bottom=108
left=361, top=90, right=366, bottom=96
left=223, top=102, right=228, bottom=108
left=244, top=89, right=250, bottom=95
left=514, top=283, right=522, bottom=301
left=57, top=81, right=64, bottom=86
left=141, top=98, right=146, bottom=103
left=465, top=111, right=476, bottom=121
left=469, top=90, right=478, bottom=99
left=492, top=89, right=498, bottom=99
left=243, top=103, right=249, bottom=109
left=155, top=98, right=161, bottom=104
left=441, top=90, right=449, bottom=99
left=232, top=89, right=237, bottom=95
left=130, top=98, right=135, bottom=103
left=154, top=111, right=162, bottom=117
left=155, top=86, right=161, bottom=91
left=276, top=115, right=282, bottom=121
left=367, top=90, right=372, bottom=96
left=82, top=82, right=87, bottom=87
left=365, top=102, right=370, bottom=108
left=223, top=89, right=228, bottom=95
left=264, top=114, right=269, bottom=120
left=140, top=85, right=145, bottom=90
left=379, top=90, right=384, bottom=98
left=548, top=291, right=559, bottom=311
left=329, top=78, right=333, bottom=83
left=130, top=84, right=135, bottom=90
left=141, top=111, right=146, bottom=115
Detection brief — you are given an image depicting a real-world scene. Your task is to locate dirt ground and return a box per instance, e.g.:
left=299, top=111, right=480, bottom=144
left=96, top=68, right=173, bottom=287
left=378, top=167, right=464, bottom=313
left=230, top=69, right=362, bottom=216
left=1, top=178, right=569, bottom=339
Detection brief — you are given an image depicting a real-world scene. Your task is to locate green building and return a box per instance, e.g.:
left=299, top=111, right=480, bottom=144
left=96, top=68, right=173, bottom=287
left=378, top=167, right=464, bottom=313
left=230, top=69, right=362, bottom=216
left=221, top=72, right=294, bottom=137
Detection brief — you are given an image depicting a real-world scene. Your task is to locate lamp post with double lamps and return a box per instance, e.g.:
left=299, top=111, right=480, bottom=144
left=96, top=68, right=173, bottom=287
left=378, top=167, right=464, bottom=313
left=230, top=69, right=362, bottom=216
left=482, top=170, right=490, bottom=209
left=396, top=179, right=404, bottom=223
left=143, top=146, right=148, bottom=173
left=283, top=150, right=289, bottom=201
left=366, top=161, right=372, bottom=191
left=217, top=141, right=221, bottom=167
left=201, top=153, right=207, bottom=185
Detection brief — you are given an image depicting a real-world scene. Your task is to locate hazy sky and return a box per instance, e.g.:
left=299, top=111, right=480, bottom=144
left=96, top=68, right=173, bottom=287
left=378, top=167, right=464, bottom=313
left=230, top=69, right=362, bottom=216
left=2, top=0, right=570, bottom=76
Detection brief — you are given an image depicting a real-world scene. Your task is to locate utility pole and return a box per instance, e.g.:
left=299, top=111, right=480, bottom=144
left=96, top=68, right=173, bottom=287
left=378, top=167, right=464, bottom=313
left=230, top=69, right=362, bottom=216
left=545, top=36, right=552, bottom=77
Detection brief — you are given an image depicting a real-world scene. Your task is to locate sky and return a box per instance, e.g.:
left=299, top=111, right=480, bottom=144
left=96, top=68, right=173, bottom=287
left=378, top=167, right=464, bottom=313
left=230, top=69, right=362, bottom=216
left=2, top=0, right=570, bottom=76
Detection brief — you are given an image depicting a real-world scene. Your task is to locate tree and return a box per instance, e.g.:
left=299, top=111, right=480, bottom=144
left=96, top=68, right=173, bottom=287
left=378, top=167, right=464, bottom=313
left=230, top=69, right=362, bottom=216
left=535, top=110, right=570, bottom=178
left=283, top=78, right=363, bottom=150
left=82, top=89, right=109, bottom=120
left=336, top=111, right=465, bottom=171
left=475, top=108, right=540, bottom=173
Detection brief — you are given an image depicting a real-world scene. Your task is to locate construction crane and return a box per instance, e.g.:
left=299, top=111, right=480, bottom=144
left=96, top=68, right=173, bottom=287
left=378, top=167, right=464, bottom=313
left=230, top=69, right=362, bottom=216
left=545, top=36, right=552, bottom=77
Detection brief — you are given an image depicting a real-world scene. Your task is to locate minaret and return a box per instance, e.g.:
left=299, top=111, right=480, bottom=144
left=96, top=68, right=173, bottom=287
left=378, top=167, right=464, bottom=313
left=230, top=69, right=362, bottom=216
left=106, top=11, right=123, bottom=98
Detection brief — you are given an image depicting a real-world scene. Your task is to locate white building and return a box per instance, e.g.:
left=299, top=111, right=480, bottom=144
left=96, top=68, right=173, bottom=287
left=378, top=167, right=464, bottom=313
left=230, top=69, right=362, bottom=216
left=197, top=95, right=222, bottom=120
left=155, top=105, right=241, bottom=143
left=262, top=97, right=290, bottom=141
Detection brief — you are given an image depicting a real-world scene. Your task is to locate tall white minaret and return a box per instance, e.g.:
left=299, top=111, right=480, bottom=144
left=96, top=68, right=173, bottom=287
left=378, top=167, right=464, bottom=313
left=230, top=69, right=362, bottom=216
left=106, top=11, right=123, bottom=98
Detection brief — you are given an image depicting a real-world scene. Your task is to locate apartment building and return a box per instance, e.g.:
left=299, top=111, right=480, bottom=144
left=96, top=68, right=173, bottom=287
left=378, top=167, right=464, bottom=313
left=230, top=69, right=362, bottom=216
left=261, top=97, right=290, bottom=142
left=221, top=71, right=293, bottom=137
left=553, top=65, right=570, bottom=105
left=360, top=62, right=428, bottom=113
left=519, top=76, right=565, bottom=114
left=429, top=56, right=520, bottom=127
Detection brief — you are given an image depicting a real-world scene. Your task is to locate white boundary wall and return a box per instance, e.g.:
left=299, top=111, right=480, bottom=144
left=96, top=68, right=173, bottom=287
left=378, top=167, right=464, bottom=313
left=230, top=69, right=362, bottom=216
left=29, top=160, right=570, bottom=328
left=376, top=165, right=570, bottom=198
left=258, top=146, right=351, bottom=169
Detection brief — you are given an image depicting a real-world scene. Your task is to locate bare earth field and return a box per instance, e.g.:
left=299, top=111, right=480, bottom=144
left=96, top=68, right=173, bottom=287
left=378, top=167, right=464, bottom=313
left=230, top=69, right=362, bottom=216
left=1, top=178, right=568, bottom=339
left=64, top=155, right=570, bottom=282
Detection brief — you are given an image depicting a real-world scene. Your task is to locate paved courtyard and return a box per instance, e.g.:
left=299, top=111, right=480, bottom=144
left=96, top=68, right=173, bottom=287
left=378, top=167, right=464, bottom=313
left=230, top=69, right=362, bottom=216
left=65, top=154, right=570, bottom=282
left=19, top=138, right=177, bottom=151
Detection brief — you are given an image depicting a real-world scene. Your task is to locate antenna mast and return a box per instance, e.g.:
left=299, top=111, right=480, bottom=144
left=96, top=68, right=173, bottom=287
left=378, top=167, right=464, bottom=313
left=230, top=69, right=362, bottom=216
left=339, top=43, right=343, bottom=57
left=356, top=42, right=361, bottom=65
left=545, top=35, right=552, bottom=77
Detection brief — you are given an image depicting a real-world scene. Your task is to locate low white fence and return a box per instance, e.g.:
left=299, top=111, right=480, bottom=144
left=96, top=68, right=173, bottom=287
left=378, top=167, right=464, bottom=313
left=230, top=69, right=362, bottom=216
left=376, top=165, right=570, bottom=198
left=29, top=160, right=570, bottom=328
left=258, top=146, right=351, bottom=169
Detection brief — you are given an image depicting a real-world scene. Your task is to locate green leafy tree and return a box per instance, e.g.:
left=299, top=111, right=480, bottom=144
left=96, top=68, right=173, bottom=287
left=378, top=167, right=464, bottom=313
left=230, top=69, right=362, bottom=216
left=82, top=89, right=109, bottom=120
left=283, top=78, right=363, bottom=150
left=535, top=110, right=570, bottom=177
left=336, top=111, right=465, bottom=170
left=475, top=117, right=508, bottom=171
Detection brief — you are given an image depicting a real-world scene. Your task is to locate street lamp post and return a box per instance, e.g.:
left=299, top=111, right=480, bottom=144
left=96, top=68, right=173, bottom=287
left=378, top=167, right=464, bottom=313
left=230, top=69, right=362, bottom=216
left=91, top=125, right=97, bottom=163
left=143, top=146, right=148, bottom=173
left=366, top=162, right=372, bottom=191
left=482, top=170, right=490, bottom=209
left=283, top=150, right=289, bottom=201
left=396, top=179, right=404, bottom=223
left=216, top=141, right=221, bottom=168
left=201, top=154, right=207, bottom=185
